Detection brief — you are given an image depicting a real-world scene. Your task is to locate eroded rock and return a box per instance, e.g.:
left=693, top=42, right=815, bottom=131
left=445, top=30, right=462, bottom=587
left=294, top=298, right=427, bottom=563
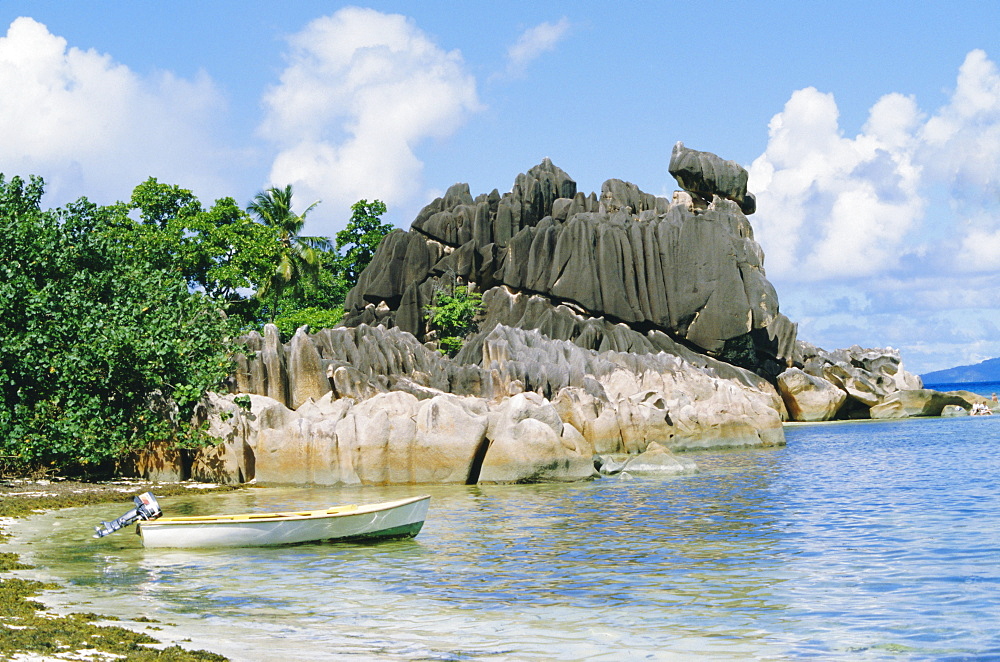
left=869, top=389, right=972, bottom=419
left=478, top=393, right=597, bottom=483
left=777, top=367, right=847, bottom=422
left=668, top=141, right=752, bottom=213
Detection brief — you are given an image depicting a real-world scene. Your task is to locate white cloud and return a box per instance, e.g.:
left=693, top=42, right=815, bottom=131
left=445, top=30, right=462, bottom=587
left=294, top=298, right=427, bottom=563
left=505, top=17, right=571, bottom=76
left=919, top=49, right=1000, bottom=270
left=749, top=49, right=1000, bottom=281
left=0, top=17, right=233, bottom=206
left=259, top=8, right=481, bottom=236
left=747, top=87, right=925, bottom=280
left=747, top=49, right=1000, bottom=371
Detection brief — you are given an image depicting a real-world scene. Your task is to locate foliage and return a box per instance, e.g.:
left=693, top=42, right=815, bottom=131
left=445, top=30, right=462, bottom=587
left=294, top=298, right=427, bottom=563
left=0, top=172, right=391, bottom=473
left=257, top=247, right=350, bottom=320
left=273, top=306, right=345, bottom=341
left=127, top=178, right=284, bottom=322
left=244, top=191, right=391, bottom=331
left=180, top=197, right=285, bottom=303
left=717, top=332, right=758, bottom=370
left=129, top=177, right=202, bottom=229
left=425, top=285, right=484, bottom=356
left=335, top=198, right=392, bottom=284
left=0, top=175, right=237, bottom=473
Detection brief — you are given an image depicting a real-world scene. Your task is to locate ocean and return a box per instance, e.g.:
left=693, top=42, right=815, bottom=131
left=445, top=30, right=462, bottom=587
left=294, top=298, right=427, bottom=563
left=7, top=385, right=1000, bottom=660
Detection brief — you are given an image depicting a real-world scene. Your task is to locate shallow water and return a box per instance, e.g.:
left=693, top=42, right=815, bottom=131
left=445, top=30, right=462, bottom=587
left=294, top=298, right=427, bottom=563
left=7, top=413, right=1000, bottom=660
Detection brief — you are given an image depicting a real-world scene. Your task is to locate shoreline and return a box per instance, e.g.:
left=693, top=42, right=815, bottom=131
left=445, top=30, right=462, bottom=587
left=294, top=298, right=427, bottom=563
left=0, top=478, right=242, bottom=661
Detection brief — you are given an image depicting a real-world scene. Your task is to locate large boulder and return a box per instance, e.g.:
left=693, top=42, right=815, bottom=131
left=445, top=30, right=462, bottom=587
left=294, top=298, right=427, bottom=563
left=478, top=393, right=597, bottom=483
left=777, top=367, right=847, bottom=422
left=260, top=324, right=289, bottom=407
left=288, top=326, right=331, bottom=409
left=329, top=391, right=488, bottom=485
left=251, top=394, right=352, bottom=485
left=192, top=153, right=925, bottom=488
left=821, top=362, right=885, bottom=408
left=410, top=394, right=491, bottom=483
left=668, top=141, right=753, bottom=214
left=551, top=387, right=623, bottom=455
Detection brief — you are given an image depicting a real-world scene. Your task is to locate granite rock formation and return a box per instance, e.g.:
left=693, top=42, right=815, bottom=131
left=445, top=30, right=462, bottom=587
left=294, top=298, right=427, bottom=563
left=341, top=154, right=798, bottom=378
left=129, top=147, right=977, bottom=486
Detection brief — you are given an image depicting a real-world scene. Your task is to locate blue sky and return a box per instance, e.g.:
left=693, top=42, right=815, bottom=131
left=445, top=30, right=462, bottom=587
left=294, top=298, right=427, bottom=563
left=2, top=1, right=999, bottom=375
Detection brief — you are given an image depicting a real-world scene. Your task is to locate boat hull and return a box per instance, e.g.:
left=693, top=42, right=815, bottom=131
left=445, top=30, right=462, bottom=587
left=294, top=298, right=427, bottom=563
left=138, top=495, right=430, bottom=549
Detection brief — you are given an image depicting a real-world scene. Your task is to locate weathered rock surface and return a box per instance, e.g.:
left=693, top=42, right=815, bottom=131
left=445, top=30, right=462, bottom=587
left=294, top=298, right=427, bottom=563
left=777, top=367, right=847, bottom=422
left=795, top=342, right=925, bottom=419
left=668, top=141, right=754, bottom=214
left=194, top=321, right=788, bottom=485
left=479, top=325, right=786, bottom=452
left=183, top=391, right=493, bottom=486
left=869, top=389, right=972, bottom=419
left=478, top=392, right=596, bottom=483
left=343, top=156, right=798, bottom=378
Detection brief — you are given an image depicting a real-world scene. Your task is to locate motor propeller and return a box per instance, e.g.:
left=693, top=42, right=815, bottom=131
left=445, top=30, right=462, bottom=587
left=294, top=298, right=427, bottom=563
left=93, top=492, right=162, bottom=538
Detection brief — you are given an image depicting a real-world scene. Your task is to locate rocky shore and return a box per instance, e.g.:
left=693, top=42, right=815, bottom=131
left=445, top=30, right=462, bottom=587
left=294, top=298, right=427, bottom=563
left=129, top=143, right=989, bottom=487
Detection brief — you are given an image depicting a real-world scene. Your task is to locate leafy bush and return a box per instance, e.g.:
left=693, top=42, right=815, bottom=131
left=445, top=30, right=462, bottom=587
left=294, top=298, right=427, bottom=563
left=0, top=175, right=236, bottom=473
left=0, top=175, right=387, bottom=475
left=273, top=306, right=345, bottom=341
left=426, top=285, right=484, bottom=356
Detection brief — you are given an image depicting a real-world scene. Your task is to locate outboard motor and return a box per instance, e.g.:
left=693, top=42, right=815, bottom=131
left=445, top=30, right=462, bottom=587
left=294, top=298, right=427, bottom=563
left=93, top=492, right=162, bottom=538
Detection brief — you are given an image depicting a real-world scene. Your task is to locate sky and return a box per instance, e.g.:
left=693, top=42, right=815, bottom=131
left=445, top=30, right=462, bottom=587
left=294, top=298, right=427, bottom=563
left=1, top=1, right=999, bottom=376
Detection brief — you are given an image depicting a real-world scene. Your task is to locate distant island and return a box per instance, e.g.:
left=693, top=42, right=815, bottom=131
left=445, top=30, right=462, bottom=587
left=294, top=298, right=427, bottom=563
left=922, top=357, right=1000, bottom=385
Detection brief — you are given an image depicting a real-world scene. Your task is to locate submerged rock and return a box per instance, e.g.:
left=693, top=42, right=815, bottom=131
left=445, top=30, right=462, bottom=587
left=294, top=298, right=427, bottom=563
left=618, top=441, right=698, bottom=475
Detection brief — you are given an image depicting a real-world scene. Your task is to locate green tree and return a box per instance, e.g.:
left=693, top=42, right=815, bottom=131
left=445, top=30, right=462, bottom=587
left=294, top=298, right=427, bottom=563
left=173, top=196, right=284, bottom=323
left=125, top=180, right=284, bottom=324
left=335, top=199, right=392, bottom=285
left=0, top=175, right=237, bottom=474
left=247, top=185, right=334, bottom=318
left=129, top=177, right=201, bottom=229
left=425, top=284, right=484, bottom=356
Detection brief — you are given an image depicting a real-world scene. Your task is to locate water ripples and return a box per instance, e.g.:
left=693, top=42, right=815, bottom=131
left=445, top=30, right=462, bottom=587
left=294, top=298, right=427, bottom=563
left=7, top=415, right=1000, bottom=660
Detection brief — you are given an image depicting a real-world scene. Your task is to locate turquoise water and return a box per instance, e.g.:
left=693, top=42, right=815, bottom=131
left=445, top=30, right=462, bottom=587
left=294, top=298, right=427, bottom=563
left=8, top=412, right=1000, bottom=660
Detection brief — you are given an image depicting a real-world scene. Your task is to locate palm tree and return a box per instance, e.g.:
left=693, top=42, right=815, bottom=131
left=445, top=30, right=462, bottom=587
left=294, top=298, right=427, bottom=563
left=247, top=185, right=332, bottom=317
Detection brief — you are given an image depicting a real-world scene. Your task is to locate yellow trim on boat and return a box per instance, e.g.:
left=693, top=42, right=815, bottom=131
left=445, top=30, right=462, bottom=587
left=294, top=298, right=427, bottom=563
left=153, top=504, right=360, bottom=524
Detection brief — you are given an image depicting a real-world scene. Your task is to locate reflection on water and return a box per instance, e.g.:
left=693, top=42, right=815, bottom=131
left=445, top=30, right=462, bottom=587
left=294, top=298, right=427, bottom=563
left=8, top=415, right=1000, bottom=660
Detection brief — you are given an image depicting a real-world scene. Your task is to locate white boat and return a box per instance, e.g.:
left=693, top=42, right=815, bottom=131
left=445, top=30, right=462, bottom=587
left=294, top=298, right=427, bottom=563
left=135, top=495, right=431, bottom=549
